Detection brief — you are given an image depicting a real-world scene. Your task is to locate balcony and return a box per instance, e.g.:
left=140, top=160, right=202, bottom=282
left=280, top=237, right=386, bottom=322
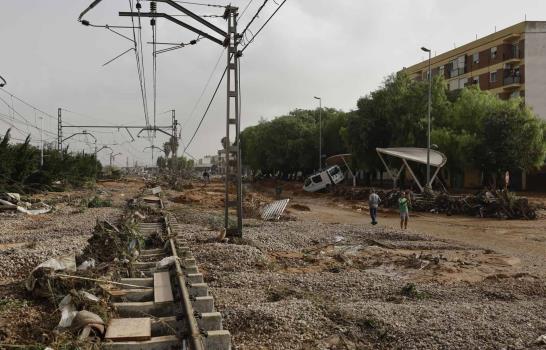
left=503, top=75, right=522, bottom=90
left=449, top=67, right=466, bottom=78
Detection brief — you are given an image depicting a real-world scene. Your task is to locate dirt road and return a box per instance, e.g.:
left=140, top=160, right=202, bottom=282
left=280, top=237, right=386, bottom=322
left=170, top=180, right=546, bottom=349
left=290, top=194, right=546, bottom=276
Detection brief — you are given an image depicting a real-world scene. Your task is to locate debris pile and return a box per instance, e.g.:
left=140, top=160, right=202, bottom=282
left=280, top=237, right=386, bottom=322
left=333, top=187, right=538, bottom=219
left=83, top=219, right=143, bottom=263
left=24, top=254, right=110, bottom=343
left=0, top=192, right=51, bottom=215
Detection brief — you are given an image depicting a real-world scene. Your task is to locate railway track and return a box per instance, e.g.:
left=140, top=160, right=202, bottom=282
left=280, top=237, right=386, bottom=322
left=101, top=192, right=231, bottom=349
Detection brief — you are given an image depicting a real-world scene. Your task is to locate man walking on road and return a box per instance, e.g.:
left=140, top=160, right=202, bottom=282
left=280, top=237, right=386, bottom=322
left=399, top=191, right=410, bottom=230
left=368, top=189, right=381, bottom=225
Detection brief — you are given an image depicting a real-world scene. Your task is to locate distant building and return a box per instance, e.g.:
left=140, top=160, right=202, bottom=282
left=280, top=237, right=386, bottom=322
left=402, top=21, right=546, bottom=190
left=403, top=21, right=546, bottom=120
left=195, top=154, right=220, bottom=174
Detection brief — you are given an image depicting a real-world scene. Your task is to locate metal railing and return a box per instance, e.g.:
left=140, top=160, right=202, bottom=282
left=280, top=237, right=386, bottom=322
left=504, top=76, right=521, bottom=85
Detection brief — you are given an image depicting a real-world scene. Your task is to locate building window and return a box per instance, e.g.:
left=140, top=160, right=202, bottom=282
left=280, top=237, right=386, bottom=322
left=473, top=52, right=479, bottom=64
left=450, top=56, right=466, bottom=77
left=490, top=71, right=497, bottom=83
left=439, top=65, right=445, bottom=77
left=491, top=46, right=497, bottom=59
left=459, top=78, right=468, bottom=89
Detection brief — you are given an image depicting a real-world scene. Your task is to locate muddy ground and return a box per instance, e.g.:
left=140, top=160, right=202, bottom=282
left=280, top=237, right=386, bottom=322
left=0, top=177, right=545, bottom=349
left=168, top=179, right=546, bottom=350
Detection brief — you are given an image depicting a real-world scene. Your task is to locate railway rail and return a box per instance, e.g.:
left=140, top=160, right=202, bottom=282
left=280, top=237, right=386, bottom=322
left=102, top=192, right=231, bottom=349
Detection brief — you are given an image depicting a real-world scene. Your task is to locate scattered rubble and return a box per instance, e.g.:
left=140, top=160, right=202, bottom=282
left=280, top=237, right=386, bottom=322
left=0, top=192, right=52, bottom=215
left=333, top=187, right=539, bottom=219
left=174, top=204, right=546, bottom=350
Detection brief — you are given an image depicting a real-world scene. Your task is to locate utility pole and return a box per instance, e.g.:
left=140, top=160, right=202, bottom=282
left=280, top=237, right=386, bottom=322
left=421, top=46, right=432, bottom=188
left=116, top=0, right=243, bottom=236
left=57, top=108, right=62, bottom=152
left=224, top=5, right=243, bottom=236
left=314, top=96, right=322, bottom=171
left=94, top=141, right=98, bottom=175
left=110, top=152, right=121, bottom=167
left=39, top=116, right=44, bottom=167
left=172, top=109, right=177, bottom=170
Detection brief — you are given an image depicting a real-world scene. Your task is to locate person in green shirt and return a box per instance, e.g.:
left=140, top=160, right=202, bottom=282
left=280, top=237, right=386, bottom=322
left=399, top=191, right=410, bottom=230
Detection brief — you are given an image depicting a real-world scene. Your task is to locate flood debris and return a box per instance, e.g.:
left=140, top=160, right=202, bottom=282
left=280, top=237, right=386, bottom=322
left=26, top=255, right=77, bottom=291
left=0, top=192, right=52, bottom=215
left=333, top=187, right=539, bottom=220
left=83, top=219, right=143, bottom=263
left=536, top=334, right=546, bottom=345
left=85, top=196, right=112, bottom=208
left=260, top=198, right=290, bottom=220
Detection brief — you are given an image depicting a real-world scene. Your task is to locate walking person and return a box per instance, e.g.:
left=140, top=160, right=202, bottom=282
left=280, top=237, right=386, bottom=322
left=202, top=170, right=210, bottom=186
left=399, top=191, right=411, bottom=230
left=368, top=189, right=381, bottom=225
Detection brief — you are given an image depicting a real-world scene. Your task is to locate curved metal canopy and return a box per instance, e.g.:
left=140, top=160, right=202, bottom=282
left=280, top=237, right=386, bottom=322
left=376, top=147, right=447, bottom=167
left=376, top=147, right=447, bottom=192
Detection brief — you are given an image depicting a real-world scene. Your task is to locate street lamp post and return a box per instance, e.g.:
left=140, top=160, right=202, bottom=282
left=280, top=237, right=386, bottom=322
left=421, top=46, right=432, bottom=188
left=314, top=96, right=322, bottom=171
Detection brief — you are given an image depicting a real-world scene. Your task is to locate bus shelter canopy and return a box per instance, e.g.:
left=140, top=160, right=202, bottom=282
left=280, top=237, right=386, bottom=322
left=376, top=147, right=447, bottom=192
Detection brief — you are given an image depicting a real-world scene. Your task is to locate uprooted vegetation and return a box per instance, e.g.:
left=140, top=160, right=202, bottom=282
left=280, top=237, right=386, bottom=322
left=333, top=186, right=540, bottom=219
left=0, top=207, right=157, bottom=347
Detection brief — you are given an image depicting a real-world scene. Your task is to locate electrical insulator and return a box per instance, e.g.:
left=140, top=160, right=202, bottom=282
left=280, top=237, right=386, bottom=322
left=151, top=19, right=156, bottom=26
left=190, top=40, right=197, bottom=45
left=136, top=1, right=141, bottom=10
left=150, top=1, right=157, bottom=12
left=81, top=20, right=90, bottom=26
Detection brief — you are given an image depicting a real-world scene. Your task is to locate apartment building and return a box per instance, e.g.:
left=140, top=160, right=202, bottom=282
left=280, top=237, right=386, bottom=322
left=403, top=21, right=546, bottom=120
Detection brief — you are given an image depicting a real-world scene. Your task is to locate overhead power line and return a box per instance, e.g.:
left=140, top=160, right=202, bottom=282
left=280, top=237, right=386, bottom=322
left=185, top=47, right=225, bottom=126
left=240, top=0, right=269, bottom=39
left=0, top=88, right=57, bottom=121
left=129, top=0, right=151, bottom=134
left=171, top=0, right=227, bottom=8
left=184, top=63, right=228, bottom=152
left=238, top=0, right=255, bottom=20
left=241, top=0, right=287, bottom=53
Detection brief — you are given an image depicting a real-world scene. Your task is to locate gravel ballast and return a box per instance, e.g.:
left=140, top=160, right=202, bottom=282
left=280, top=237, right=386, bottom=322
left=173, top=207, right=546, bottom=350
left=0, top=205, right=121, bottom=280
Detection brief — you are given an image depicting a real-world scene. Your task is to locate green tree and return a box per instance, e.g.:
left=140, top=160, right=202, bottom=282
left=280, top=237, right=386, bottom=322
left=344, top=72, right=449, bottom=183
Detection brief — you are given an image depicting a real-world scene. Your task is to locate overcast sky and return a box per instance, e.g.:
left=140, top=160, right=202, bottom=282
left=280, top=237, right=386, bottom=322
left=1, top=0, right=544, bottom=166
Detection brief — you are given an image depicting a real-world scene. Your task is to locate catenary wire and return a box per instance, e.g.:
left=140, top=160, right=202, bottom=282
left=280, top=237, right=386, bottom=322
left=184, top=63, right=228, bottom=152
left=241, top=0, right=287, bottom=53
left=185, top=47, right=225, bottom=126
left=238, top=0, right=254, bottom=20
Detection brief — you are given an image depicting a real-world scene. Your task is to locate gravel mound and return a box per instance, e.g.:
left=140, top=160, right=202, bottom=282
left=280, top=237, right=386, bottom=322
left=0, top=205, right=121, bottom=280
left=172, top=210, right=546, bottom=350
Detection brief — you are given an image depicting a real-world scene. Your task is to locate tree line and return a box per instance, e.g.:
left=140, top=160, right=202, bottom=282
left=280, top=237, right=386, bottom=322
left=241, top=73, right=546, bottom=187
left=0, top=129, right=102, bottom=193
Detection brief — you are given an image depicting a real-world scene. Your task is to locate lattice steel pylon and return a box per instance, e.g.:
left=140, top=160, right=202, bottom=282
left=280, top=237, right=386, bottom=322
left=224, top=6, right=243, bottom=237
left=57, top=108, right=63, bottom=152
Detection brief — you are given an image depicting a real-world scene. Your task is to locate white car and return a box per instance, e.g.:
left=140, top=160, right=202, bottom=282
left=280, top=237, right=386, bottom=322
left=303, top=165, right=345, bottom=192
